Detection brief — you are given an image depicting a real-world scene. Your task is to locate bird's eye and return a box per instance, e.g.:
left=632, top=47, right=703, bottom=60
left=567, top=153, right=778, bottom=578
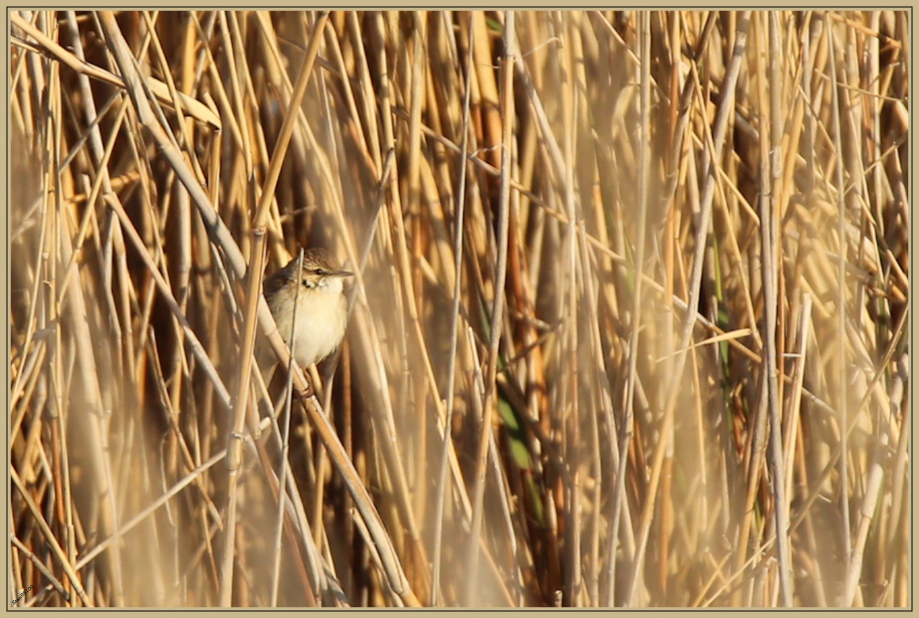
left=315, top=268, right=325, bottom=276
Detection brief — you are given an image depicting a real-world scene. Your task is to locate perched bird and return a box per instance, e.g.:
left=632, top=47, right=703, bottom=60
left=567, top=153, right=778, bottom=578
left=260, top=247, right=353, bottom=372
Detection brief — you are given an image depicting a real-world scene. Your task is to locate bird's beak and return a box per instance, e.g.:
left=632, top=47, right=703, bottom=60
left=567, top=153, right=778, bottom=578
left=334, top=269, right=354, bottom=278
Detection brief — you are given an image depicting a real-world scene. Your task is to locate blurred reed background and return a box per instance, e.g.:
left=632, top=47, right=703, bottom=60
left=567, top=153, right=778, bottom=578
left=8, top=10, right=909, bottom=608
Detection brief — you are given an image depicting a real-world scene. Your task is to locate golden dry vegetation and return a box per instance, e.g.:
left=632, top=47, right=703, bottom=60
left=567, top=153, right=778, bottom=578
left=8, top=10, right=910, bottom=608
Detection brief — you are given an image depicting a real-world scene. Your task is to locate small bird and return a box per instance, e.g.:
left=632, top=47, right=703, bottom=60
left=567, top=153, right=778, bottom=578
left=260, top=247, right=353, bottom=373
